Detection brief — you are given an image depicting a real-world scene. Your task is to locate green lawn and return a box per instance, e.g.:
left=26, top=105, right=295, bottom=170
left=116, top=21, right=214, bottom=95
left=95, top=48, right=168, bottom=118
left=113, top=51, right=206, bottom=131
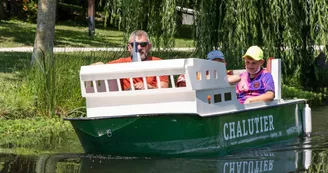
left=0, top=20, right=194, bottom=48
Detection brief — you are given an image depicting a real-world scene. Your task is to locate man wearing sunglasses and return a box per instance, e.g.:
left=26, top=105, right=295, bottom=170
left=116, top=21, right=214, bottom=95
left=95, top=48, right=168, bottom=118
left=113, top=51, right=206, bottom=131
left=93, top=30, right=169, bottom=90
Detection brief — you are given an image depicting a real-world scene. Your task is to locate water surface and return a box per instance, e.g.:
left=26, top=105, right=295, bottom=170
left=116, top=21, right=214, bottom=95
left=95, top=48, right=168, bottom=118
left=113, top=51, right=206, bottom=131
left=0, top=105, right=327, bottom=173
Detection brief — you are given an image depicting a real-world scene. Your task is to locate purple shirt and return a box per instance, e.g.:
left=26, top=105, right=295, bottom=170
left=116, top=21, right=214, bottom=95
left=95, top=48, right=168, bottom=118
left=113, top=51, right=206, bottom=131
left=236, top=69, right=275, bottom=104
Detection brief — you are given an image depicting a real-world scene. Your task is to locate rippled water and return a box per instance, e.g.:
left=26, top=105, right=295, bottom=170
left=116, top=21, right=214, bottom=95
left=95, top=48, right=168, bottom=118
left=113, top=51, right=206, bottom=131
left=0, top=105, right=327, bottom=173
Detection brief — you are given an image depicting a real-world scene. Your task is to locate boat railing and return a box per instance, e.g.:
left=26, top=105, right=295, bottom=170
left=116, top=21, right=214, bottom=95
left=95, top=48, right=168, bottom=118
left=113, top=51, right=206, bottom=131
left=79, top=58, right=281, bottom=117
left=81, top=59, right=185, bottom=96
left=79, top=58, right=233, bottom=117
left=80, top=58, right=231, bottom=97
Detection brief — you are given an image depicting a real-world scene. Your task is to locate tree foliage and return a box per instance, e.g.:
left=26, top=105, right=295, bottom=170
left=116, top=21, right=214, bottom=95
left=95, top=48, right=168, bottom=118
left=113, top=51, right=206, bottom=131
left=103, top=0, right=327, bottom=90
left=102, top=0, right=176, bottom=50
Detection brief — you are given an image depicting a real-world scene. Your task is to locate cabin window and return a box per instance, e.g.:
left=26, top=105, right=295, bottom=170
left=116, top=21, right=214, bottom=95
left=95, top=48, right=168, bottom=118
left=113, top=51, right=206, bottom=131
left=224, top=92, right=232, bottom=101
left=85, top=81, right=95, bottom=93
left=206, top=70, right=210, bottom=80
left=213, top=70, right=218, bottom=79
left=207, top=95, right=211, bottom=104
left=107, top=79, right=120, bottom=91
left=214, top=94, right=222, bottom=103
left=175, top=74, right=186, bottom=87
left=196, top=71, right=201, bottom=80
left=96, top=80, right=106, bottom=92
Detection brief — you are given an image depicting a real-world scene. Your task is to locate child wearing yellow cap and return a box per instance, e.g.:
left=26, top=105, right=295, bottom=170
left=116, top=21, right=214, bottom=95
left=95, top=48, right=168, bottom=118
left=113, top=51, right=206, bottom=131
left=236, top=46, right=275, bottom=104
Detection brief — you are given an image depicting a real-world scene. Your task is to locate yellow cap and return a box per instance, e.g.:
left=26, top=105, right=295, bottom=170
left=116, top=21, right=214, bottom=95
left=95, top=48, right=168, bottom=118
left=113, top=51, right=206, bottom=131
left=242, top=46, right=263, bottom=61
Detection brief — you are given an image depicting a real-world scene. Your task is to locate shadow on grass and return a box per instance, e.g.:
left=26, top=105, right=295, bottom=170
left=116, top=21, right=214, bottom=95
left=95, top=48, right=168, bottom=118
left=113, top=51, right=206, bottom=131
left=0, top=20, right=124, bottom=48
left=1, top=19, right=194, bottom=48
left=54, top=28, right=123, bottom=47
left=0, top=21, right=36, bottom=46
left=0, top=52, right=30, bottom=73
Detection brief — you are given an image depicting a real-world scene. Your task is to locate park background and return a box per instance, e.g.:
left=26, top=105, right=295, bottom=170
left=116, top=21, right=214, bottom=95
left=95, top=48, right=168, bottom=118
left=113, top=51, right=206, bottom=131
left=0, top=0, right=327, bottom=171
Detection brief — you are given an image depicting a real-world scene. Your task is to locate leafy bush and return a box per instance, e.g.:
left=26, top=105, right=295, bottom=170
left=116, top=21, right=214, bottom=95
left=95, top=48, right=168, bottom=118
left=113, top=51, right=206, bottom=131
left=282, top=85, right=323, bottom=105
left=22, top=0, right=38, bottom=23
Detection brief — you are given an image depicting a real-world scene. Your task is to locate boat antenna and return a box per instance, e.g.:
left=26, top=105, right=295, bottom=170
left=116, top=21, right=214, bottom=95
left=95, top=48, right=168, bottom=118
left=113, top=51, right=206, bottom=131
left=132, top=32, right=141, bottom=62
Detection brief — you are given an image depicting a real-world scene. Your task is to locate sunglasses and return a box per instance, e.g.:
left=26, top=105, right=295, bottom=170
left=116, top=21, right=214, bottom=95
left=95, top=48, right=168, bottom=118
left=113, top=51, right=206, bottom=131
left=129, top=42, right=149, bottom=47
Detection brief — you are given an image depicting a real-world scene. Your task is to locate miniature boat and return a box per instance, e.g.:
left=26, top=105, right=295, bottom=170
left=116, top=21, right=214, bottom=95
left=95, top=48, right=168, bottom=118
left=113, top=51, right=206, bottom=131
left=65, top=58, right=312, bottom=156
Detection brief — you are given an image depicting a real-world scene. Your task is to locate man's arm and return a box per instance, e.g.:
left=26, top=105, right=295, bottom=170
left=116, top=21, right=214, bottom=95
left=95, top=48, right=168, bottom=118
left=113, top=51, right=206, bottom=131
left=145, top=81, right=168, bottom=89
left=160, top=81, right=169, bottom=88
left=90, top=62, right=104, bottom=65
left=134, top=81, right=169, bottom=90
left=158, top=75, right=169, bottom=88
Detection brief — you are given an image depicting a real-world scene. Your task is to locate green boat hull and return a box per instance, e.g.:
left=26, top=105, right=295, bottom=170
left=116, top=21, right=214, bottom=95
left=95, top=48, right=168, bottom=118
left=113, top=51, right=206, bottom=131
left=66, top=100, right=306, bottom=156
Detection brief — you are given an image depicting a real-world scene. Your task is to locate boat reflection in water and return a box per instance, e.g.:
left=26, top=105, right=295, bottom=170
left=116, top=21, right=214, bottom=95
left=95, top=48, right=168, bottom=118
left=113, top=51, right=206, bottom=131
left=79, top=149, right=312, bottom=173
left=0, top=144, right=312, bottom=173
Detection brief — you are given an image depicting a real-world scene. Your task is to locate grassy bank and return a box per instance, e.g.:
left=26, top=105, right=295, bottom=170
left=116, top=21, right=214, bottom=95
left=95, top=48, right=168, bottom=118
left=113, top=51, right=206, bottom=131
left=0, top=117, right=82, bottom=155
left=0, top=51, right=197, bottom=118
left=0, top=51, right=324, bottom=119
left=0, top=50, right=197, bottom=148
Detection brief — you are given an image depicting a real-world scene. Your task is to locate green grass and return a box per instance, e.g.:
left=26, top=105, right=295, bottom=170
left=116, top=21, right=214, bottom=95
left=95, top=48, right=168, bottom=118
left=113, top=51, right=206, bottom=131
left=0, top=50, right=195, bottom=151
left=0, top=117, right=82, bottom=154
left=0, top=20, right=194, bottom=48
left=0, top=51, right=197, bottom=118
left=0, top=52, right=33, bottom=118
left=0, top=50, right=324, bottom=119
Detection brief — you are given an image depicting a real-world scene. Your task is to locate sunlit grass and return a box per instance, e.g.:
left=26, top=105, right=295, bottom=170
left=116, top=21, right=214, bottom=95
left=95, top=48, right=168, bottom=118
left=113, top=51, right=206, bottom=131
left=0, top=52, right=34, bottom=118
left=175, top=38, right=195, bottom=48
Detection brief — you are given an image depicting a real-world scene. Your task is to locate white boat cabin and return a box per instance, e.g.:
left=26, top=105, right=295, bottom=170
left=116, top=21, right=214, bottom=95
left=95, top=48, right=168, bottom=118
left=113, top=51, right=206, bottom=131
left=80, top=58, right=282, bottom=117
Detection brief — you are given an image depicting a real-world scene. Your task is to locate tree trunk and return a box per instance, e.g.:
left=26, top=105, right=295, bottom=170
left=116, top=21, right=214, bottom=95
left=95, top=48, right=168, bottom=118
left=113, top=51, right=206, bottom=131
left=9, top=0, right=23, bottom=18
left=0, top=0, right=9, bottom=20
left=87, top=0, right=95, bottom=37
left=32, top=0, right=57, bottom=117
left=55, top=0, right=59, bottom=22
left=32, top=0, right=56, bottom=63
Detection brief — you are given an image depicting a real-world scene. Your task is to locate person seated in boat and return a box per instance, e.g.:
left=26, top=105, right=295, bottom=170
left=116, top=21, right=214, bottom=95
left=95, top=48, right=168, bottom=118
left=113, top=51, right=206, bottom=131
left=207, top=50, right=241, bottom=85
left=176, top=50, right=241, bottom=87
left=92, top=30, right=169, bottom=90
left=236, top=46, right=275, bottom=104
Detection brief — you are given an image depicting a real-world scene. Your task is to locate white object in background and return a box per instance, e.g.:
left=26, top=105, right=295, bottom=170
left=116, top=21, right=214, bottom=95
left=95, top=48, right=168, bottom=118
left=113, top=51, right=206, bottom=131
left=271, top=59, right=281, bottom=100
left=303, top=147, right=312, bottom=169
left=303, top=104, right=312, bottom=136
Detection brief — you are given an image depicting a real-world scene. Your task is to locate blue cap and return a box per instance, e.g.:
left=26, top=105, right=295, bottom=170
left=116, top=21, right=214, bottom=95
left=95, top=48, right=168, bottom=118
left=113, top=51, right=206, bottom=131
left=207, top=50, right=224, bottom=60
